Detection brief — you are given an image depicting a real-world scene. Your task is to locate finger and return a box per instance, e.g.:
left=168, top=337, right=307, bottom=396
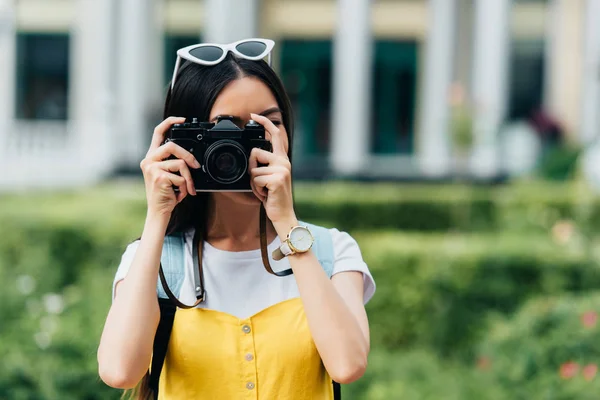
left=150, top=142, right=201, bottom=170
left=250, top=178, right=267, bottom=203
left=250, top=166, right=285, bottom=178
left=253, top=175, right=270, bottom=191
left=148, top=117, right=186, bottom=153
left=250, top=148, right=276, bottom=166
left=171, top=174, right=188, bottom=201
left=249, top=147, right=258, bottom=171
left=250, top=113, right=286, bottom=156
left=160, top=172, right=187, bottom=201
left=160, top=159, right=196, bottom=195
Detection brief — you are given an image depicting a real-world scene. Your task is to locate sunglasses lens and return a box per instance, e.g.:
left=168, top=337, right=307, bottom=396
left=189, top=45, right=223, bottom=62
left=235, top=41, right=267, bottom=57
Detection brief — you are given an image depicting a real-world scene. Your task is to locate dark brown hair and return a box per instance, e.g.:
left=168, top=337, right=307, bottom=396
left=123, top=53, right=294, bottom=400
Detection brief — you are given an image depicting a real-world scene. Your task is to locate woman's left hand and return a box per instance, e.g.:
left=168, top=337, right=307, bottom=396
left=248, top=113, right=297, bottom=230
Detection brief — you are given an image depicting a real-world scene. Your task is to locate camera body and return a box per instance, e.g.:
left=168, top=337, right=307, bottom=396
left=165, top=117, right=272, bottom=192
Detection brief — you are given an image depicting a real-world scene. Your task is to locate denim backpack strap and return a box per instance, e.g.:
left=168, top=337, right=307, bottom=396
left=149, top=234, right=186, bottom=398
left=299, top=221, right=335, bottom=278
left=156, top=233, right=186, bottom=299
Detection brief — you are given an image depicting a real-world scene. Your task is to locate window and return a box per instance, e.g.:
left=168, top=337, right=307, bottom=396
left=371, top=41, right=417, bottom=154
left=280, top=39, right=418, bottom=159
left=508, top=39, right=545, bottom=120
left=15, top=33, right=70, bottom=120
left=280, top=40, right=333, bottom=157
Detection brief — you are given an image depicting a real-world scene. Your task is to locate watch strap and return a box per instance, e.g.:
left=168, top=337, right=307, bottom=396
left=273, top=240, right=295, bottom=260
left=272, top=247, right=285, bottom=261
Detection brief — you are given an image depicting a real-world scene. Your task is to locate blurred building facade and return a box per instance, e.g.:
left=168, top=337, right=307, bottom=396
left=0, top=0, right=598, bottom=189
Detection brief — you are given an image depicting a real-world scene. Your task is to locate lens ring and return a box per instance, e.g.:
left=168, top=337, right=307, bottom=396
left=204, top=140, right=248, bottom=185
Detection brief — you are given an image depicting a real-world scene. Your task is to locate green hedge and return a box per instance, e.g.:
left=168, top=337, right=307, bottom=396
left=356, top=231, right=600, bottom=358
left=344, top=292, right=600, bottom=400
left=295, top=181, right=600, bottom=233
left=1, top=182, right=600, bottom=399
left=475, top=292, right=600, bottom=400
left=2, top=180, right=600, bottom=233
left=342, top=349, right=502, bottom=400
left=1, top=226, right=598, bottom=398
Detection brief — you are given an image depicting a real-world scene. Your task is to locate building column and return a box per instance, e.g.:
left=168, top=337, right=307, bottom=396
left=0, top=0, right=16, bottom=153
left=580, top=0, right=600, bottom=144
left=470, top=0, right=512, bottom=178
left=330, top=0, right=372, bottom=176
left=544, top=0, right=584, bottom=139
left=117, top=0, right=164, bottom=168
left=204, top=0, right=258, bottom=43
left=70, top=0, right=118, bottom=179
left=418, top=0, right=457, bottom=177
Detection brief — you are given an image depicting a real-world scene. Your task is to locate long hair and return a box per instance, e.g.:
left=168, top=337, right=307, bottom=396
left=122, top=53, right=295, bottom=400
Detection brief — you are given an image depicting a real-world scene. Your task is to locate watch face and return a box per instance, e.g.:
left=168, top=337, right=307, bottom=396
left=289, top=226, right=313, bottom=252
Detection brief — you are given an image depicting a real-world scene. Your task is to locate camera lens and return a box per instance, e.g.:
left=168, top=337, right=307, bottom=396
left=204, top=140, right=248, bottom=184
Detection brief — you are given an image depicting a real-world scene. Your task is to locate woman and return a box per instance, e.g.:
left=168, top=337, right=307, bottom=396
left=97, top=38, right=376, bottom=399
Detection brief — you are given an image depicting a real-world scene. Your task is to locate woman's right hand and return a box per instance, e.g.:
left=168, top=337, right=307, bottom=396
left=140, top=117, right=200, bottom=217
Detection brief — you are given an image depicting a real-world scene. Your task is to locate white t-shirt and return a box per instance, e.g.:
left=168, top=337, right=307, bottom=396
left=113, top=228, right=376, bottom=319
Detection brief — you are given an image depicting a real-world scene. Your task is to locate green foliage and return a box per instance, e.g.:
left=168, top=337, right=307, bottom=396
left=343, top=349, right=505, bottom=400
left=345, top=293, right=600, bottom=400
left=0, top=229, right=122, bottom=399
left=537, top=145, right=582, bottom=181
left=358, top=231, right=600, bottom=358
left=2, top=181, right=600, bottom=234
left=1, top=182, right=600, bottom=399
left=474, top=292, right=600, bottom=400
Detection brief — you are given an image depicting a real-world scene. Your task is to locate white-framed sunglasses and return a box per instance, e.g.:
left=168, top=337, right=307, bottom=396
left=170, top=38, right=275, bottom=90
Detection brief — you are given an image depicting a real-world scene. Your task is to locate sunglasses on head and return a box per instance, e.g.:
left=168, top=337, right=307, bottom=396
left=170, top=38, right=275, bottom=90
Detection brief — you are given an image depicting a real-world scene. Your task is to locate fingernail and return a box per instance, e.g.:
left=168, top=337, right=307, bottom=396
left=193, top=159, right=201, bottom=168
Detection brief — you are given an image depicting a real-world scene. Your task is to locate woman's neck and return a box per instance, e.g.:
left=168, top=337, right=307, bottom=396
left=205, top=194, right=277, bottom=251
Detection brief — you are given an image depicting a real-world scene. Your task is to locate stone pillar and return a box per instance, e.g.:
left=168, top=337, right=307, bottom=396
left=470, top=0, right=512, bottom=178
left=418, top=0, right=457, bottom=177
left=453, top=0, right=474, bottom=97
left=70, top=0, right=118, bottom=178
left=117, top=0, right=164, bottom=167
left=544, top=0, right=584, bottom=138
left=330, top=0, right=372, bottom=176
left=204, top=0, right=258, bottom=43
left=580, top=0, right=600, bottom=144
left=0, top=0, right=15, bottom=152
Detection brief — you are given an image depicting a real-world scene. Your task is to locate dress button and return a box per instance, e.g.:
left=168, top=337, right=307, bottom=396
left=246, top=382, right=255, bottom=390
left=245, top=353, right=254, bottom=361
left=242, top=324, right=251, bottom=334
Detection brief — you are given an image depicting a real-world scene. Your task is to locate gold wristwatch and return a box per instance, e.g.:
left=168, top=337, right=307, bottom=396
left=272, top=225, right=314, bottom=261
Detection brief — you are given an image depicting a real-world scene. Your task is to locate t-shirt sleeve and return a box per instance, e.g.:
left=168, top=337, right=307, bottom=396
left=112, top=240, right=140, bottom=300
left=329, top=228, right=376, bottom=305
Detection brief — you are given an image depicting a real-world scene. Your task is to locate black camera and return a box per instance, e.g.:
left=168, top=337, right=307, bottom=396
left=165, top=117, right=272, bottom=192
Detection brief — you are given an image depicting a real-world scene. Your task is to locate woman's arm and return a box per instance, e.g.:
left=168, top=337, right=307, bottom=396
left=97, top=213, right=168, bottom=389
left=98, top=116, right=198, bottom=389
left=274, top=219, right=370, bottom=385
left=248, top=113, right=370, bottom=384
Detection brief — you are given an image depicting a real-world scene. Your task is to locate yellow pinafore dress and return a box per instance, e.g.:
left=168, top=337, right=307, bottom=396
left=157, top=297, right=334, bottom=399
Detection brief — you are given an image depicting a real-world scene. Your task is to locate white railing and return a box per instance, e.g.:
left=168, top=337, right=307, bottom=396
left=0, top=120, right=115, bottom=191
left=5, top=120, right=71, bottom=157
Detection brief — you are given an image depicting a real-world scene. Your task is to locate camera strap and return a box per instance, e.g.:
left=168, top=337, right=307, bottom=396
left=259, top=204, right=294, bottom=277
